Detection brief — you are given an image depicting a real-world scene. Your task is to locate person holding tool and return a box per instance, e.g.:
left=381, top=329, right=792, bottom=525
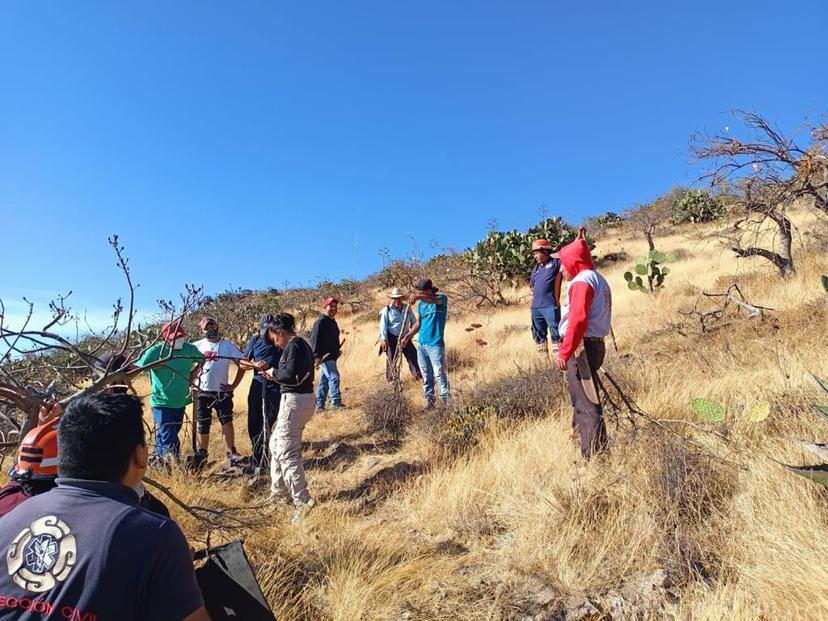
left=379, top=288, right=421, bottom=382
left=137, top=321, right=204, bottom=464
left=555, top=229, right=612, bottom=459
left=311, top=297, right=345, bottom=411
left=241, top=314, right=283, bottom=480
left=192, top=317, right=247, bottom=469
left=400, top=278, right=450, bottom=409
left=0, top=393, right=209, bottom=620
left=262, top=313, right=317, bottom=523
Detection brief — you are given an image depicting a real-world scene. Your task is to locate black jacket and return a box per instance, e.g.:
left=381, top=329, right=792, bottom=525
left=276, top=336, right=315, bottom=394
left=310, top=314, right=340, bottom=361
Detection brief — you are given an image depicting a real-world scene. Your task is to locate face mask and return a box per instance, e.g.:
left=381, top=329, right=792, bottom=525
left=205, top=328, right=219, bottom=339
left=172, top=337, right=186, bottom=350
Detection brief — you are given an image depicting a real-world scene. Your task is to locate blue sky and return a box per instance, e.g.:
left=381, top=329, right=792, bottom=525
left=1, top=1, right=826, bottom=330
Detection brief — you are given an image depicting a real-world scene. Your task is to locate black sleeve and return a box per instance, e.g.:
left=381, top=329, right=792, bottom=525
left=142, top=521, right=204, bottom=621
left=310, top=317, right=324, bottom=359
left=276, top=340, right=305, bottom=386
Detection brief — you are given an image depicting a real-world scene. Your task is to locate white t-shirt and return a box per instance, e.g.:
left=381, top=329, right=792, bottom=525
left=193, top=338, right=244, bottom=392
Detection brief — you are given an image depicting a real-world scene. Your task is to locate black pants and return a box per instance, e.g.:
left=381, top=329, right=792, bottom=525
left=566, top=338, right=608, bottom=459
left=385, top=333, right=422, bottom=382
left=197, top=392, right=234, bottom=435
left=247, top=380, right=280, bottom=468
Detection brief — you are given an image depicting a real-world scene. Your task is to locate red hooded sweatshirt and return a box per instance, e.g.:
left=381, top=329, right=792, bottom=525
left=557, top=238, right=612, bottom=361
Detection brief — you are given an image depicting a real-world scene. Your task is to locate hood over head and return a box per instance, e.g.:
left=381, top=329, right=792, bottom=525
left=558, top=238, right=594, bottom=278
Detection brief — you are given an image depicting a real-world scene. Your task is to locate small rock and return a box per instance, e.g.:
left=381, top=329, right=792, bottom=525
left=533, top=587, right=556, bottom=607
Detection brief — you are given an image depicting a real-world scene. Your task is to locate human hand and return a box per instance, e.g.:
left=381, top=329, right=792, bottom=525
left=253, top=360, right=268, bottom=371
left=555, top=357, right=568, bottom=372
left=38, top=402, right=62, bottom=425
left=220, top=383, right=234, bottom=393
left=380, top=341, right=388, bottom=353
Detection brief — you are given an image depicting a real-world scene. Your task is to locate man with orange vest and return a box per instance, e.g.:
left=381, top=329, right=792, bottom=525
left=529, top=239, right=564, bottom=359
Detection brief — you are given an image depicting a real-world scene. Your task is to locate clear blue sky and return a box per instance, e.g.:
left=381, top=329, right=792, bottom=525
left=1, top=1, right=826, bottom=329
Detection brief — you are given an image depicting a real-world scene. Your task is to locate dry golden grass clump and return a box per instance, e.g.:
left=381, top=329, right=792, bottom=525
left=84, top=210, right=828, bottom=619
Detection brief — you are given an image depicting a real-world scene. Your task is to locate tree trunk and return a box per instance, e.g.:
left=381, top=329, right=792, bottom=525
left=645, top=226, right=655, bottom=251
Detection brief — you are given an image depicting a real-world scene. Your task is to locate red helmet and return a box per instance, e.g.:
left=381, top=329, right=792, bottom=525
left=11, top=419, right=59, bottom=482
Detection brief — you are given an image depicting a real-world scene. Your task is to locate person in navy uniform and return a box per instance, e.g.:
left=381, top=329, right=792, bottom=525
left=0, top=394, right=209, bottom=620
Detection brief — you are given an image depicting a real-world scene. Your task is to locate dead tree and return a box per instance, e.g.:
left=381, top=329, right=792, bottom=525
left=691, top=110, right=828, bottom=277
left=0, top=235, right=205, bottom=441
left=624, top=190, right=679, bottom=251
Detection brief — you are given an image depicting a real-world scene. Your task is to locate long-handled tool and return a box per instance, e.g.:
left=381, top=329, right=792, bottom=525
left=574, top=345, right=600, bottom=406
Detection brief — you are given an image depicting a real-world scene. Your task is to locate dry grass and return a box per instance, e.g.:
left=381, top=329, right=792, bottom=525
left=38, top=210, right=828, bottom=618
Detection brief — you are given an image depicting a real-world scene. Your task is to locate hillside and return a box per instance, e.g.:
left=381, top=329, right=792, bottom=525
left=128, top=210, right=828, bottom=619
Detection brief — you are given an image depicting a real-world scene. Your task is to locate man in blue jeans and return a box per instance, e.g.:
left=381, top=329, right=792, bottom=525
left=311, top=297, right=345, bottom=410
left=136, top=321, right=204, bottom=462
left=529, top=238, right=563, bottom=360
left=401, top=278, right=450, bottom=409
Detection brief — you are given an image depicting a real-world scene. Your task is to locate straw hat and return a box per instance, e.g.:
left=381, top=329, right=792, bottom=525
left=389, top=287, right=405, bottom=299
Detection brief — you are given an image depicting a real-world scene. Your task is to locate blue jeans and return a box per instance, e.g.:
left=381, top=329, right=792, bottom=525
left=315, top=360, right=342, bottom=407
left=417, top=344, right=450, bottom=406
left=531, top=306, right=561, bottom=344
left=151, top=406, right=185, bottom=460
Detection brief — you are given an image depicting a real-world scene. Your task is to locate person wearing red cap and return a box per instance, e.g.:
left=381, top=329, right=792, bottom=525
left=311, top=297, right=345, bottom=410
left=136, top=321, right=204, bottom=462
left=529, top=239, right=563, bottom=359
left=555, top=230, right=612, bottom=458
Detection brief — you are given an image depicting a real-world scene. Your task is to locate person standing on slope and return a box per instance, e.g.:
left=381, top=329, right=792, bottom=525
left=192, top=316, right=248, bottom=468
left=263, top=313, right=316, bottom=523
left=242, top=314, right=283, bottom=478
left=137, top=322, right=204, bottom=464
left=379, top=287, right=421, bottom=382
left=311, top=297, right=345, bottom=411
left=555, top=230, right=612, bottom=459
left=401, top=278, right=450, bottom=409
left=529, top=239, right=563, bottom=360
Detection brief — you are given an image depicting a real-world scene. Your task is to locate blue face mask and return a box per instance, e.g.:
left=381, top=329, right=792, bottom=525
left=206, top=328, right=219, bottom=339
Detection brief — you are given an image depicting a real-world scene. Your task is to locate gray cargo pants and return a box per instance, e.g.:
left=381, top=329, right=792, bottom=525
left=269, top=392, right=316, bottom=505
left=566, top=338, right=608, bottom=459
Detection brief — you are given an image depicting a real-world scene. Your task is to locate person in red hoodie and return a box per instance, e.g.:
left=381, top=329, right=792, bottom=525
left=555, top=229, right=612, bottom=458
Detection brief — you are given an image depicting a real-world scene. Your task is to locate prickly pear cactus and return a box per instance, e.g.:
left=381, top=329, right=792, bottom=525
left=624, top=249, right=678, bottom=294
left=746, top=401, right=770, bottom=422
left=691, top=398, right=726, bottom=422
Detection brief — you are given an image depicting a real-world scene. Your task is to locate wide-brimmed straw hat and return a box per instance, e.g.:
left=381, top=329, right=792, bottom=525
left=388, top=288, right=405, bottom=298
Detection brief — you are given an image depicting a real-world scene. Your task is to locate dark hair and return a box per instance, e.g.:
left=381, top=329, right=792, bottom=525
left=58, top=394, right=146, bottom=482
left=267, top=312, right=296, bottom=334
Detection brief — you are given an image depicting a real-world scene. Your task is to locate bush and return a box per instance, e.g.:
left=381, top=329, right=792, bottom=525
left=672, top=189, right=726, bottom=224
left=415, top=366, right=565, bottom=456
left=363, top=385, right=414, bottom=440
left=594, top=211, right=625, bottom=228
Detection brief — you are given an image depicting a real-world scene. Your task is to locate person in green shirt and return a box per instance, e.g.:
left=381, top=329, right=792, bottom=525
left=137, top=321, right=204, bottom=461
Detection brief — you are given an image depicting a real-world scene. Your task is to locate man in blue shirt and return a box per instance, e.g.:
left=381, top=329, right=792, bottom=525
left=528, top=239, right=563, bottom=359
left=379, top=288, right=421, bottom=382
left=242, top=314, right=283, bottom=478
left=400, top=278, right=450, bottom=408
left=0, top=393, right=208, bottom=620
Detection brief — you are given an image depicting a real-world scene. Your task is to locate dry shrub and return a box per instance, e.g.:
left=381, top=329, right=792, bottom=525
left=445, top=345, right=474, bottom=372
left=362, top=384, right=414, bottom=440
left=415, top=366, right=565, bottom=457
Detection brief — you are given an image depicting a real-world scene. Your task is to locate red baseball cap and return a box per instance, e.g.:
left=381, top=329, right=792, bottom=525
left=161, top=321, right=186, bottom=340
left=323, top=297, right=339, bottom=307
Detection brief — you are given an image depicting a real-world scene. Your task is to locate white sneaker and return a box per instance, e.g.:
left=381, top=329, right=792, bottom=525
left=291, top=498, right=316, bottom=524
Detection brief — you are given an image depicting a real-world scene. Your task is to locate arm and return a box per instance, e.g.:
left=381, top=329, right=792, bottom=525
left=558, top=282, right=594, bottom=362
left=144, top=522, right=207, bottom=621
left=400, top=313, right=421, bottom=346
left=310, top=318, right=324, bottom=361
left=183, top=608, right=211, bottom=621
left=224, top=342, right=247, bottom=391
left=274, top=340, right=297, bottom=385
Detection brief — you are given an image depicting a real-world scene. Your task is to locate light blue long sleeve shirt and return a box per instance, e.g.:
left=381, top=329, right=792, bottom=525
left=379, top=304, right=415, bottom=340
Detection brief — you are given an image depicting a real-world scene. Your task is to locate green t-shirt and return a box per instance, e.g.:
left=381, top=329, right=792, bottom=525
left=137, top=342, right=204, bottom=408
